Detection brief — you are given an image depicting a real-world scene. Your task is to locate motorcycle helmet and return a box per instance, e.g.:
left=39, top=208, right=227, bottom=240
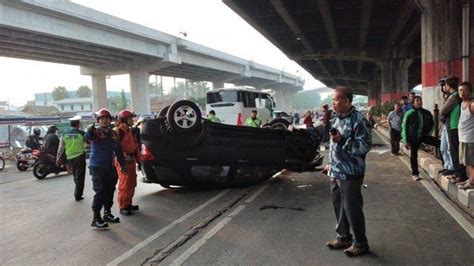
left=94, top=108, right=113, bottom=121
left=117, top=109, right=136, bottom=123
left=33, top=128, right=41, bottom=136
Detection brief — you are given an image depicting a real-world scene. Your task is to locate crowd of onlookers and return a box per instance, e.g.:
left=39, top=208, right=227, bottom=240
left=386, top=75, right=473, bottom=189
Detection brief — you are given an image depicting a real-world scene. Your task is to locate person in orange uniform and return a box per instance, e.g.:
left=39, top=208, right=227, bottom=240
left=114, top=110, right=140, bottom=216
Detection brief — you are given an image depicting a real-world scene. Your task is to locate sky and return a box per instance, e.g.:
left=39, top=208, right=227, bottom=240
left=0, top=0, right=326, bottom=106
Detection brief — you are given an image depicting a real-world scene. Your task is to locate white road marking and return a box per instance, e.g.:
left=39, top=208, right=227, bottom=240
left=107, top=189, right=230, bottom=266
left=170, top=177, right=276, bottom=265
left=373, top=129, right=474, bottom=238
left=245, top=184, right=269, bottom=203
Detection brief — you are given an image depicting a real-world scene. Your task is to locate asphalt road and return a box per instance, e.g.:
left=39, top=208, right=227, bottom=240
left=0, top=133, right=472, bottom=265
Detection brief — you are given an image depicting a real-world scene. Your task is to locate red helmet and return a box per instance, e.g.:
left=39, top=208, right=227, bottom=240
left=94, top=108, right=112, bottom=120
left=118, top=109, right=136, bottom=122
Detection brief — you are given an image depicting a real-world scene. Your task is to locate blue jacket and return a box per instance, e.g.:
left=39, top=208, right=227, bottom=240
left=329, top=106, right=372, bottom=180
left=85, top=127, right=126, bottom=170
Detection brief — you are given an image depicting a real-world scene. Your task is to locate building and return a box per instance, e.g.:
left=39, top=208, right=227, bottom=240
left=53, top=98, right=93, bottom=115
left=34, top=90, right=131, bottom=107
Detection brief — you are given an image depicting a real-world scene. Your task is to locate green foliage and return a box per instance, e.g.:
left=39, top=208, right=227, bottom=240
left=108, top=95, right=122, bottom=112
left=52, top=86, right=68, bottom=101
left=120, top=89, right=128, bottom=110
left=168, top=81, right=210, bottom=99
left=149, top=82, right=162, bottom=96
left=292, top=90, right=321, bottom=110
left=320, top=94, right=332, bottom=106
left=76, top=85, right=91, bottom=98
left=369, top=101, right=395, bottom=116
left=352, top=95, right=368, bottom=106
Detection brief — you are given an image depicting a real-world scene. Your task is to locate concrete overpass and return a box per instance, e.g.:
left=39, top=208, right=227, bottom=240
left=0, top=0, right=304, bottom=113
left=224, top=0, right=474, bottom=112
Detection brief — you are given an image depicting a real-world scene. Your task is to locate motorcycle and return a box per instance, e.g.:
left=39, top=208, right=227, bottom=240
left=16, top=148, right=40, bottom=171
left=33, top=152, right=67, bottom=179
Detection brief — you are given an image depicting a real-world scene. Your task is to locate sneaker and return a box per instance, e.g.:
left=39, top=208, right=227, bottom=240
left=343, top=245, right=370, bottom=257
left=326, top=239, right=352, bottom=249
left=103, top=212, right=121, bottom=223
left=129, top=205, right=139, bottom=211
left=91, top=219, right=109, bottom=230
left=75, top=196, right=84, bottom=201
left=412, top=175, right=421, bottom=181
left=120, top=208, right=133, bottom=216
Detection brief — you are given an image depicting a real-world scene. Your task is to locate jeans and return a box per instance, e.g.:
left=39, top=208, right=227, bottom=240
left=389, top=128, right=401, bottom=154
left=90, top=167, right=118, bottom=214
left=409, top=135, right=440, bottom=176
left=68, top=154, right=86, bottom=200
left=331, top=178, right=368, bottom=247
left=440, top=126, right=453, bottom=170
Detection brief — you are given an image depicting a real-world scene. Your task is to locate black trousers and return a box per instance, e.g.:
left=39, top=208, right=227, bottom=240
left=409, top=135, right=440, bottom=176
left=447, top=129, right=467, bottom=180
left=90, top=167, right=118, bottom=214
left=331, top=178, right=368, bottom=247
left=390, top=129, right=401, bottom=154
left=68, top=154, right=86, bottom=200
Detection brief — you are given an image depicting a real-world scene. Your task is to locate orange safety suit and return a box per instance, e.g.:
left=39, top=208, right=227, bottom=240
left=114, top=126, right=139, bottom=209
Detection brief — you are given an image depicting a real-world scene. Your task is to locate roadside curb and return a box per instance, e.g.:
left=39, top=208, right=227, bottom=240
left=375, top=125, right=474, bottom=216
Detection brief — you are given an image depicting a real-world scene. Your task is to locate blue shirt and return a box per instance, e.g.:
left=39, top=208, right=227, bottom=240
left=329, top=107, right=372, bottom=180
left=85, top=127, right=126, bottom=170
left=401, top=103, right=412, bottom=115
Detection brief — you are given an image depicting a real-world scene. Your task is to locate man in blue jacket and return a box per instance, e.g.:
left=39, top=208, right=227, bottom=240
left=323, top=87, right=372, bottom=257
left=86, top=108, right=127, bottom=230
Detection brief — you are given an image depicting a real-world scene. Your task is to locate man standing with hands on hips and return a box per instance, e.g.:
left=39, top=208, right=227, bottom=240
left=323, top=87, right=372, bottom=257
left=86, top=108, right=127, bottom=230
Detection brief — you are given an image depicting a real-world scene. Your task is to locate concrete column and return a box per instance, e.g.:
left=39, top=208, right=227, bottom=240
left=272, top=89, right=294, bottom=111
left=129, top=71, right=151, bottom=114
left=91, top=74, right=107, bottom=111
left=379, top=60, right=413, bottom=103
left=413, top=0, right=472, bottom=112
left=368, top=80, right=380, bottom=107
left=212, top=81, right=224, bottom=89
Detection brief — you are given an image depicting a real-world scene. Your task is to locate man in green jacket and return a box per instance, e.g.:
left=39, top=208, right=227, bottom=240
left=57, top=116, right=86, bottom=201
left=440, top=75, right=466, bottom=183
left=207, top=110, right=221, bottom=123
left=245, top=110, right=262, bottom=128
left=402, top=96, right=440, bottom=181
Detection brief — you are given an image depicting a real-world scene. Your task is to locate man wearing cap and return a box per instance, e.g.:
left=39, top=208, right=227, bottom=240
left=86, top=108, right=127, bottom=230
left=57, top=116, right=86, bottom=201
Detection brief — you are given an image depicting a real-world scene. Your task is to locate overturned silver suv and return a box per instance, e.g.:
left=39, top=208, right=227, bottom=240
left=140, top=100, right=323, bottom=188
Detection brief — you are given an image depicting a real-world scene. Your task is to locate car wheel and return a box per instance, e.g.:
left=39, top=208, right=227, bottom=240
left=158, top=105, right=170, bottom=117
left=166, top=100, right=202, bottom=133
left=270, top=118, right=290, bottom=130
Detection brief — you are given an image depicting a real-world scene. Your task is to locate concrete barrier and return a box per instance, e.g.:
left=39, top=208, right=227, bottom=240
left=375, top=125, right=473, bottom=214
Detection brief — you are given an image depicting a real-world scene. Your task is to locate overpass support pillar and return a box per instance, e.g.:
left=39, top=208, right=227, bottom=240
left=379, top=60, right=413, bottom=103
left=212, top=81, right=224, bottom=89
left=414, top=0, right=473, bottom=112
left=368, top=80, right=380, bottom=107
left=91, top=74, right=107, bottom=111
left=129, top=71, right=151, bottom=114
left=273, top=89, right=293, bottom=111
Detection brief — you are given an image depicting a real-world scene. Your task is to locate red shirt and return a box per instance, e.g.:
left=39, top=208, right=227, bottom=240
left=303, top=116, right=313, bottom=128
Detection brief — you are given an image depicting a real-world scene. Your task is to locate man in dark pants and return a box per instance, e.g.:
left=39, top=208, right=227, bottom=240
left=402, top=96, right=440, bottom=181
left=323, top=87, right=372, bottom=257
left=57, top=116, right=86, bottom=201
left=86, top=108, right=127, bottom=230
left=440, top=75, right=466, bottom=183
left=387, top=103, right=402, bottom=155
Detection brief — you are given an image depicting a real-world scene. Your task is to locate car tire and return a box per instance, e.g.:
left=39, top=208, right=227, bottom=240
left=269, top=118, right=290, bottom=130
left=158, top=105, right=170, bottom=117
left=166, top=100, right=202, bottom=133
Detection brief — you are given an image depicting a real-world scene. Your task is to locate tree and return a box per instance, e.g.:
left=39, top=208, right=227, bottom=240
left=292, top=90, right=321, bottom=110
left=320, top=94, right=332, bottom=106
left=149, top=82, right=162, bottom=97
left=52, top=86, right=68, bottom=101
left=120, top=89, right=128, bottom=110
left=108, top=95, right=122, bottom=112
left=76, top=85, right=92, bottom=98
left=168, top=81, right=210, bottom=100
